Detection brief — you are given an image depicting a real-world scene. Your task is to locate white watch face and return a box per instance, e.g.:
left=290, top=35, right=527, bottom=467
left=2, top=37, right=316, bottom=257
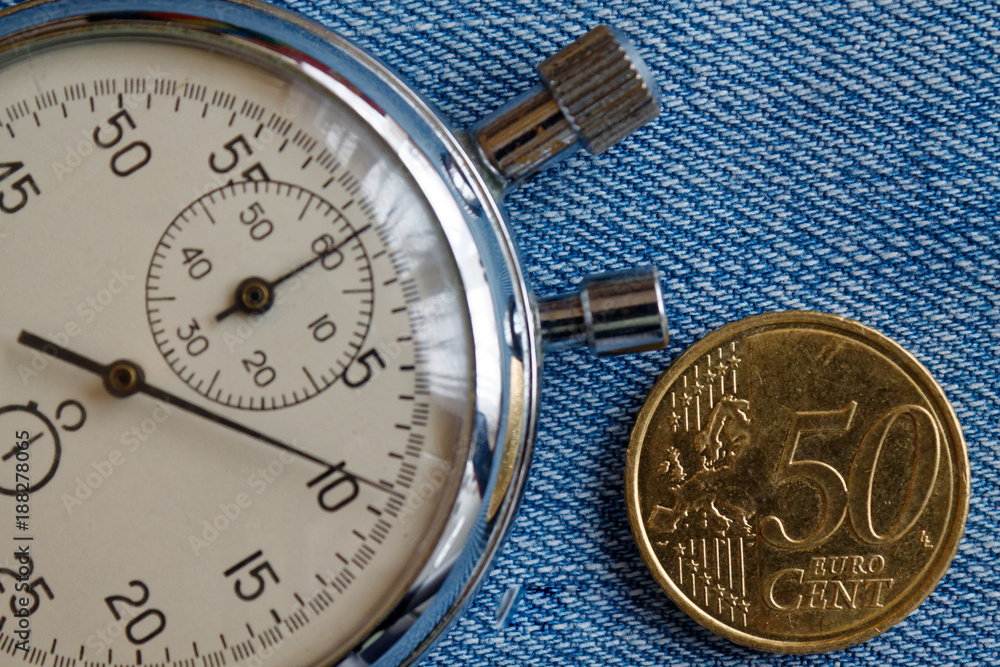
left=0, top=18, right=476, bottom=667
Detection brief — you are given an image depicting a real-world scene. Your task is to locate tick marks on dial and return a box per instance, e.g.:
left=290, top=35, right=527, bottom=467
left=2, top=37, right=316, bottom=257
left=371, top=518, right=391, bottom=544
left=405, top=436, right=423, bottom=458
left=397, top=461, right=417, bottom=489
left=270, top=608, right=281, bottom=624
left=8, top=68, right=440, bottom=662
left=266, top=114, right=292, bottom=137
left=182, top=82, right=207, bottom=102
left=411, top=403, right=430, bottom=428
left=200, top=200, right=216, bottom=224
left=385, top=496, right=405, bottom=518
left=18, top=332, right=403, bottom=498
left=303, top=367, right=321, bottom=393
left=298, top=193, right=316, bottom=220
left=352, top=544, right=376, bottom=569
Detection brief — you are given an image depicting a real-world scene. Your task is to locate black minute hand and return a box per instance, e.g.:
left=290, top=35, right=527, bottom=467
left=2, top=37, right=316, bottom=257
left=214, top=223, right=371, bottom=322
left=16, top=331, right=401, bottom=499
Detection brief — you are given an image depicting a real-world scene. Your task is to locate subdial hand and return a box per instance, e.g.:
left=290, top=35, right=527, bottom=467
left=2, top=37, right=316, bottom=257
left=214, top=223, right=371, bottom=322
left=16, top=330, right=401, bottom=498
left=2, top=431, right=43, bottom=461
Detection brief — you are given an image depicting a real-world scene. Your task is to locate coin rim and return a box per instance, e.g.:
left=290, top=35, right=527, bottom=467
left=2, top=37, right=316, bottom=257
left=625, top=311, right=970, bottom=653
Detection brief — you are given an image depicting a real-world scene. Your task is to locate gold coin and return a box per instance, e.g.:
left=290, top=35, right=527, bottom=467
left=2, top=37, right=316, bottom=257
left=625, top=311, right=969, bottom=653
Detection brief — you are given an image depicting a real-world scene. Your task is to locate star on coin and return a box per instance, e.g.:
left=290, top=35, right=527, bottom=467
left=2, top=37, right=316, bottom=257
left=626, top=311, right=969, bottom=652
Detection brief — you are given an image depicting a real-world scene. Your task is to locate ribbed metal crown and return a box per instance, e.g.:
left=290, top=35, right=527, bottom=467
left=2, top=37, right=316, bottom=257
left=538, top=25, right=660, bottom=155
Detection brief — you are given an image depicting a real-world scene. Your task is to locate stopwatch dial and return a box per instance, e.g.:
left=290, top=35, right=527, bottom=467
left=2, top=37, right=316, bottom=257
left=0, top=15, right=476, bottom=667
left=147, top=181, right=374, bottom=410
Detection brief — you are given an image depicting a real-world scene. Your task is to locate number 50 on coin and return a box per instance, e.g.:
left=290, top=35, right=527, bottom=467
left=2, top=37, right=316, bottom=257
left=626, top=311, right=969, bottom=653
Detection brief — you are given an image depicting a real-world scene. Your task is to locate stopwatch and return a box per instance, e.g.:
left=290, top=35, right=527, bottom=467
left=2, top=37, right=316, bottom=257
left=0, top=1, right=666, bottom=666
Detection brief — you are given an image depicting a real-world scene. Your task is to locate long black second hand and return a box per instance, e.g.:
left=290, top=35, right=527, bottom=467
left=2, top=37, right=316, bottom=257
left=16, top=330, right=402, bottom=499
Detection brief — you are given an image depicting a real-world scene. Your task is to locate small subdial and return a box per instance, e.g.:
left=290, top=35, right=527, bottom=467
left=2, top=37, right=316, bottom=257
left=146, top=180, right=375, bottom=410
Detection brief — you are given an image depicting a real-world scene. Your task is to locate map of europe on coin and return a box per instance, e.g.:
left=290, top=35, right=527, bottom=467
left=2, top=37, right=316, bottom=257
left=626, top=312, right=969, bottom=653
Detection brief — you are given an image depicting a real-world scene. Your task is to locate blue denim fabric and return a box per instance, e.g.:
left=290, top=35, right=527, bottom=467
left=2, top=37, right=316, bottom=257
left=8, top=0, right=993, bottom=663
left=260, top=0, right=999, bottom=664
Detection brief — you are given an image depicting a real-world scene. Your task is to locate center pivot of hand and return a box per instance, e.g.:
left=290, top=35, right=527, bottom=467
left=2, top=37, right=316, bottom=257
left=236, top=277, right=274, bottom=315
left=104, top=360, right=144, bottom=398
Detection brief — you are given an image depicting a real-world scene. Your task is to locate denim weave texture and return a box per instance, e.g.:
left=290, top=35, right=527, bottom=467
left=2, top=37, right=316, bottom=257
left=264, top=0, right=998, bottom=665
left=8, top=0, right=982, bottom=663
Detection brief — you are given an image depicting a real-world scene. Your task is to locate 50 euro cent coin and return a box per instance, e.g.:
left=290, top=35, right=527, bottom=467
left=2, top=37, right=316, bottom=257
left=625, top=311, right=969, bottom=653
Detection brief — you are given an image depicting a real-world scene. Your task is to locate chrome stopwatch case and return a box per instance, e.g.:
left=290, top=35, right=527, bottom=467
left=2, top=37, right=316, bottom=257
left=0, top=1, right=666, bottom=666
